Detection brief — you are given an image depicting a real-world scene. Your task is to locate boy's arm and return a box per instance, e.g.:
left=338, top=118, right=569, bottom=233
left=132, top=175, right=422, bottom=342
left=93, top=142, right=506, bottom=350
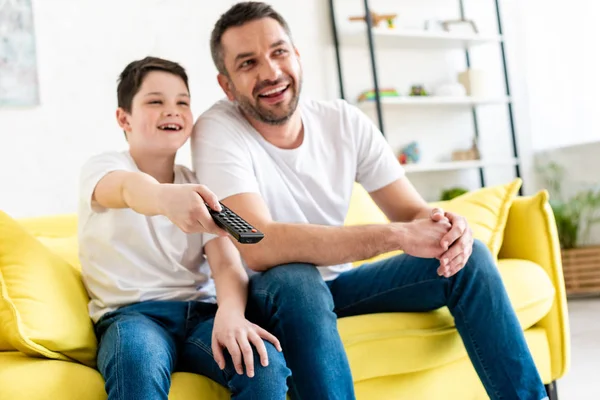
left=204, top=237, right=281, bottom=377
left=90, top=170, right=226, bottom=235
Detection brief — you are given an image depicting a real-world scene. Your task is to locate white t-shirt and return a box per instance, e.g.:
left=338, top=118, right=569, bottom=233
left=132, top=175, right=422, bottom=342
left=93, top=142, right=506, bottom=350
left=78, top=151, right=216, bottom=323
left=191, top=98, right=404, bottom=281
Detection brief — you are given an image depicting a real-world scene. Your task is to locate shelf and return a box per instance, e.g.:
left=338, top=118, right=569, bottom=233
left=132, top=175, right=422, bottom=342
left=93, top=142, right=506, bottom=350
left=342, top=28, right=503, bottom=49
left=401, top=158, right=519, bottom=173
left=358, top=96, right=511, bottom=107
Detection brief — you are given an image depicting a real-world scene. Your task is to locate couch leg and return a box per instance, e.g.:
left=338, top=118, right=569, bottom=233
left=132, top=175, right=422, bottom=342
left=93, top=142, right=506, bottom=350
left=545, top=381, right=558, bottom=400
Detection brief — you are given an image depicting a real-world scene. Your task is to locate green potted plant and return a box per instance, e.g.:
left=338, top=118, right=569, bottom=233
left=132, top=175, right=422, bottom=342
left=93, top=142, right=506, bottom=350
left=536, top=160, right=600, bottom=295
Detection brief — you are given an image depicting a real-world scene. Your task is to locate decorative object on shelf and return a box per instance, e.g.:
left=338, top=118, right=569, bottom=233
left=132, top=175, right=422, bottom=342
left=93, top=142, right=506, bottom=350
left=536, top=160, right=600, bottom=296
left=423, top=19, right=445, bottom=32
left=398, top=141, right=420, bottom=165
left=458, top=68, right=487, bottom=97
left=440, top=187, right=469, bottom=201
left=357, top=88, right=399, bottom=102
left=451, top=138, right=480, bottom=161
left=349, top=10, right=397, bottom=29
left=409, top=85, right=428, bottom=96
left=433, top=82, right=466, bottom=97
left=441, top=18, right=479, bottom=34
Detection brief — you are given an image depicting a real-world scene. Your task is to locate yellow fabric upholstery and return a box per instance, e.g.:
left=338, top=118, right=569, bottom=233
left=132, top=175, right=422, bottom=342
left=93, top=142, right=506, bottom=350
left=0, top=212, right=97, bottom=367
left=0, top=183, right=570, bottom=399
left=499, top=190, right=571, bottom=380
left=338, top=258, right=555, bottom=382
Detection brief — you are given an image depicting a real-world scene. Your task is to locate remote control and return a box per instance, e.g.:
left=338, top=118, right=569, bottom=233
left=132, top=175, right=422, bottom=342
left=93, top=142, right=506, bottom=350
left=206, top=202, right=264, bottom=244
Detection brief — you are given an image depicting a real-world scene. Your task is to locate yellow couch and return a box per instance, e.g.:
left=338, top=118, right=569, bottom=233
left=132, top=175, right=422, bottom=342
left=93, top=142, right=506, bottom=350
left=0, top=182, right=570, bottom=399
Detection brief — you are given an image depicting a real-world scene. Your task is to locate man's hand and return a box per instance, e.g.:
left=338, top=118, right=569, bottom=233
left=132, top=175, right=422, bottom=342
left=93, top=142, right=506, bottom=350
left=156, top=184, right=228, bottom=236
left=398, top=217, right=452, bottom=259
left=211, top=308, right=282, bottom=378
left=433, top=210, right=474, bottom=278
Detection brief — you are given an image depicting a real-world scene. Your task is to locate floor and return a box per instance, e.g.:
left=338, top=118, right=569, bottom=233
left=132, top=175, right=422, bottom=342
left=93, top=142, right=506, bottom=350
left=556, top=297, right=600, bottom=399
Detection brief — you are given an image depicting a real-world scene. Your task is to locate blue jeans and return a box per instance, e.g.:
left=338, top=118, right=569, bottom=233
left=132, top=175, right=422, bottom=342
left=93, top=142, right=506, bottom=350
left=248, top=239, right=548, bottom=400
left=95, top=300, right=290, bottom=400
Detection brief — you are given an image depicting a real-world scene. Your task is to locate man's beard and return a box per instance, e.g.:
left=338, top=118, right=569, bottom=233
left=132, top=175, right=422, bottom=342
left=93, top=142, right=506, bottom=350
left=232, top=75, right=302, bottom=126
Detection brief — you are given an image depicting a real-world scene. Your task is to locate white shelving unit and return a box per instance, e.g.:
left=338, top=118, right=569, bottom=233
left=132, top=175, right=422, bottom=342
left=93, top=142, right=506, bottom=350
left=342, top=28, right=503, bottom=49
left=357, top=95, right=511, bottom=108
left=329, top=0, right=522, bottom=193
left=401, top=158, right=518, bottom=173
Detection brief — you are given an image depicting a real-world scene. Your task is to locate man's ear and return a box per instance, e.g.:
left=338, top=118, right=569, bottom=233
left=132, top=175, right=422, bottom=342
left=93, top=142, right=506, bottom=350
left=217, top=73, right=236, bottom=101
left=116, top=108, right=132, bottom=132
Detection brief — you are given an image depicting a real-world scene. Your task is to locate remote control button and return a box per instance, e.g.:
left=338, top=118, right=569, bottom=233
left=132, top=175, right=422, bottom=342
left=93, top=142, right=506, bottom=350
left=251, top=229, right=257, bottom=233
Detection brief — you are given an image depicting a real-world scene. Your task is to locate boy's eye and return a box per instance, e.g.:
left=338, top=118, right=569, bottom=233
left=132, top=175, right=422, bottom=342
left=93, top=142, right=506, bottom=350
left=148, top=100, right=162, bottom=104
left=178, top=101, right=189, bottom=106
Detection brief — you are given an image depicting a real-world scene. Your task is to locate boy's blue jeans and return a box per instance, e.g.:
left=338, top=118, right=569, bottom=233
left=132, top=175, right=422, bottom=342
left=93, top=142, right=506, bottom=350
left=247, top=239, right=549, bottom=400
left=95, top=300, right=290, bottom=400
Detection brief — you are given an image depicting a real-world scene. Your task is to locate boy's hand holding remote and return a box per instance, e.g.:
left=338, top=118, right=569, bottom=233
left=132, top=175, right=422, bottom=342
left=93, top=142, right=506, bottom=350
left=156, top=183, right=229, bottom=236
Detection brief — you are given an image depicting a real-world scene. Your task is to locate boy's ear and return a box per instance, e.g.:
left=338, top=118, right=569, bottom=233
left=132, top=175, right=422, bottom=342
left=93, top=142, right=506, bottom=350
left=217, top=74, right=236, bottom=101
left=116, top=108, right=132, bottom=132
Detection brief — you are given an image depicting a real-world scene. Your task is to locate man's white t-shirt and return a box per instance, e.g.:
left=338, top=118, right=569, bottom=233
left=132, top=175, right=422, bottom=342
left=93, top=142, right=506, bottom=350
left=78, top=151, right=216, bottom=323
left=191, top=98, right=404, bottom=281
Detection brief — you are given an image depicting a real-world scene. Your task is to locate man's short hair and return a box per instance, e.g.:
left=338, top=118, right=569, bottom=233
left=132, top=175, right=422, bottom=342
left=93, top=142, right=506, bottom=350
left=210, top=1, right=293, bottom=76
left=117, top=56, right=189, bottom=113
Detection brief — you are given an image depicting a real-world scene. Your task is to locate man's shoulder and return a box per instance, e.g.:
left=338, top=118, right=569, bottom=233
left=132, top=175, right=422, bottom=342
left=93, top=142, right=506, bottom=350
left=197, top=98, right=242, bottom=123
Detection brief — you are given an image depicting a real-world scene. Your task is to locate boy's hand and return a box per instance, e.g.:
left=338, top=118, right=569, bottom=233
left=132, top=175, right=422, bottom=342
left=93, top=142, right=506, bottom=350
left=211, top=308, right=282, bottom=378
left=156, top=184, right=228, bottom=236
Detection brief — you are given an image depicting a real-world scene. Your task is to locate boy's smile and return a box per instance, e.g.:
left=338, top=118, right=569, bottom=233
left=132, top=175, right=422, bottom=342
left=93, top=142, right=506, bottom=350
left=117, top=70, right=192, bottom=155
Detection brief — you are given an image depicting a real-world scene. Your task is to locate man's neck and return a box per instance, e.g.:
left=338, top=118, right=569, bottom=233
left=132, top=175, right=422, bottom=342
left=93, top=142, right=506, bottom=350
left=129, top=149, right=176, bottom=184
left=246, top=111, right=304, bottom=150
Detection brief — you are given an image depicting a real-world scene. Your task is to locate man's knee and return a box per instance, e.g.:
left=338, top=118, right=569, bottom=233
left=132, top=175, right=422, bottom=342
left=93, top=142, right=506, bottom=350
left=233, top=341, right=290, bottom=398
left=459, top=239, right=502, bottom=284
left=249, top=263, right=333, bottom=307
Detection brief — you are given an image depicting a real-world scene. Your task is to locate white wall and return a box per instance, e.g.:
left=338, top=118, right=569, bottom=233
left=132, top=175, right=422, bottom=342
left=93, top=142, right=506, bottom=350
left=518, top=0, right=600, bottom=153
left=0, top=0, right=338, bottom=218
left=3, top=0, right=595, bottom=217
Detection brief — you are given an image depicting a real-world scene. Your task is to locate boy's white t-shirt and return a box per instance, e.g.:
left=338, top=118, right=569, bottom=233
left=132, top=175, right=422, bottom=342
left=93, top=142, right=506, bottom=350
left=191, top=98, right=404, bottom=281
left=78, top=151, right=216, bottom=323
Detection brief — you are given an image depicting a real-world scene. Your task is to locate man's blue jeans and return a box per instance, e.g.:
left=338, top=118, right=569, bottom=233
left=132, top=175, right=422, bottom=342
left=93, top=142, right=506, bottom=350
left=95, top=300, right=290, bottom=400
left=248, top=239, right=549, bottom=400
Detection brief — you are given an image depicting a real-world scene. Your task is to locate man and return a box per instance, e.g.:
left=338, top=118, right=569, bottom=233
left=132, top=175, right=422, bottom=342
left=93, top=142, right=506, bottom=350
left=191, top=2, right=548, bottom=399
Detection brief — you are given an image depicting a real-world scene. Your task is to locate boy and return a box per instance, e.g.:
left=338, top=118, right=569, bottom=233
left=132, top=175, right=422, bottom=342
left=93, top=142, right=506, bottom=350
left=78, top=56, right=289, bottom=400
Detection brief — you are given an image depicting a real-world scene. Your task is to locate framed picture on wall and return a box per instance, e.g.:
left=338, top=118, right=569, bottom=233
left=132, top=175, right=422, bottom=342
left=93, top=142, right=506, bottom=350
left=0, top=0, right=40, bottom=107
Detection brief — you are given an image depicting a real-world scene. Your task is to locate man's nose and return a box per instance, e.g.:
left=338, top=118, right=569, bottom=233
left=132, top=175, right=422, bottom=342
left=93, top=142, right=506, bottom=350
left=260, top=60, right=282, bottom=83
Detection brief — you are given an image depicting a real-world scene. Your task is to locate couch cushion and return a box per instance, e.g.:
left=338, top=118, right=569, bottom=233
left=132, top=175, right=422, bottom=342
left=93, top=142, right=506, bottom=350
left=0, top=351, right=233, bottom=400
left=0, top=211, right=97, bottom=367
left=346, top=179, right=522, bottom=265
left=337, top=258, right=555, bottom=382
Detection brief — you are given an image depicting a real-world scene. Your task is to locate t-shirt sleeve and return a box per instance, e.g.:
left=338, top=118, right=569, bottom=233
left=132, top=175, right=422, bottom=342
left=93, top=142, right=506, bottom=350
left=349, top=103, right=405, bottom=192
left=191, top=115, right=260, bottom=201
left=79, top=152, right=133, bottom=213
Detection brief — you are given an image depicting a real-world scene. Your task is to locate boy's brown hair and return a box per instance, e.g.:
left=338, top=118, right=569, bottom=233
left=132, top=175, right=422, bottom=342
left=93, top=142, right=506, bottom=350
left=117, top=56, right=189, bottom=113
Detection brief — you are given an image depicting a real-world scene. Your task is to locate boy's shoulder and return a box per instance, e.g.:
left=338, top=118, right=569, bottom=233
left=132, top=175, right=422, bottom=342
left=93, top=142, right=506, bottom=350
left=82, top=150, right=133, bottom=169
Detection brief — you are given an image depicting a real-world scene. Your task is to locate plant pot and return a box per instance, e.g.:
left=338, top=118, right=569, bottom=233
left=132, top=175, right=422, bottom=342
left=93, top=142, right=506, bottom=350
left=561, top=245, right=600, bottom=296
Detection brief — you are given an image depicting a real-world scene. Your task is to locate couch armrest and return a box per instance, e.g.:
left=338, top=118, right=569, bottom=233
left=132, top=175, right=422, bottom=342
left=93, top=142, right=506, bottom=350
left=498, top=190, right=570, bottom=381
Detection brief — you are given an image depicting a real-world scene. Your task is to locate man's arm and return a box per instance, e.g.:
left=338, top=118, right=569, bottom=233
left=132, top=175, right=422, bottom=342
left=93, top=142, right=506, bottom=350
left=222, top=193, right=407, bottom=272
left=367, top=176, right=437, bottom=222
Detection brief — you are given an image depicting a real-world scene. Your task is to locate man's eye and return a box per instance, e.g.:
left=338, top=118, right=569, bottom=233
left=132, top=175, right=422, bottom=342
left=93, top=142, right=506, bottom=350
left=274, top=49, right=287, bottom=56
left=241, top=60, right=255, bottom=68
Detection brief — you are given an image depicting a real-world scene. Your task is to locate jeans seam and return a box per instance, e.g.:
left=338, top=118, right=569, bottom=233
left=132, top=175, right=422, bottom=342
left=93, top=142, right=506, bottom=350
left=455, top=301, right=502, bottom=399
left=334, top=278, right=440, bottom=313
left=187, top=337, right=237, bottom=392
left=253, top=291, right=303, bottom=400
left=115, top=322, right=122, bottom=400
